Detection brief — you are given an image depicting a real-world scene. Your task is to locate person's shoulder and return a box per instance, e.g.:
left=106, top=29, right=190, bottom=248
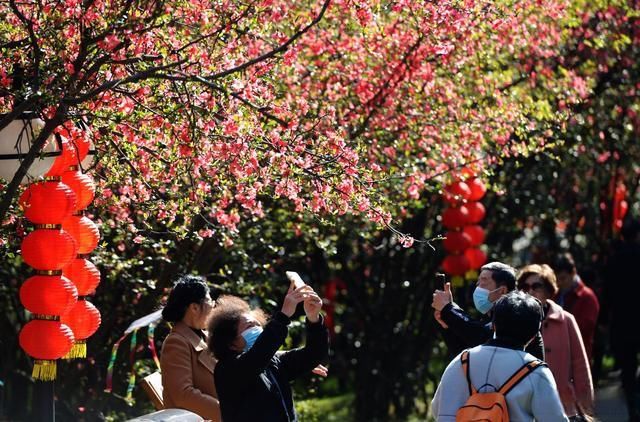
left=162, top=330, right=190, bottom=348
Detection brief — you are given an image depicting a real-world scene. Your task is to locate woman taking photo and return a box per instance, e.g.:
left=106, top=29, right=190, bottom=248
left=160, top=275, right=220, bottom=421
left=517, top=264, right=594, bottom=420
left=208, top=281, right=329, bottom=422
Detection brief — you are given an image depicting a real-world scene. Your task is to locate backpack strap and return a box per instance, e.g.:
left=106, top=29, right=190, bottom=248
left=498, top=359, right=546, bottom=395
left=460, top=351, right=477, bottom=395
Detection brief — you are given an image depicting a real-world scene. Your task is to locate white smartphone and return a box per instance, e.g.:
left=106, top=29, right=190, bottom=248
left=286, top=271, right=306, bottom=290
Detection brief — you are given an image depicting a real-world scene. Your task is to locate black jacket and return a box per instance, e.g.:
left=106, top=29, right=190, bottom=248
left=440, top=302, right=545, bottom=360
left=214, top=312, right=329, bottom=422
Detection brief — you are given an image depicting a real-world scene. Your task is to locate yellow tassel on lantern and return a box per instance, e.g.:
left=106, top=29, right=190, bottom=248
left=64, top=340, right=87, bottom=359
left=32, top=360, right=57, bottom=381
left=451, top=275, right=465, bottom=288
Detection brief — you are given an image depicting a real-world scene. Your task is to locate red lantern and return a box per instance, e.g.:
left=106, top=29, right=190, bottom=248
left=61, top=170, right=95, bottom=211
left=46, top=134, right=78, bottom=177
left=61, top=300, right=101, bottom=358
left=467, top=178, right=487, bottom=201
left=442, top=205, right=470, bottom=229
left=443, top=231, right=472, bottom=253
left=442, top=254, right=470, bottom=276
left=466, top=201, right=486, bottom=224
left=20, top=275, right=78, bottom=315
left=465, top=248, right=487, bottom=270
left=21, top=228, right=77, bottom=270
left=62, top=215, right=100, bottom=254
left=614, top=200, right=629, bottom=221
left=63, top=258, right=100, bottom=295
left=614, top=184, right=627, bottom=202
left=463, top=225, right=485, bottom=246
left=443, top=181, right=471, bottom=204
left=19, top=181, right=76, bottom=224
left=19, top=319, right=75, bottom=380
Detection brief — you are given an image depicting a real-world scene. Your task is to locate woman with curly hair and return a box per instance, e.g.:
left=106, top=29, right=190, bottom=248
left=208, top=281, right=329, bottom=422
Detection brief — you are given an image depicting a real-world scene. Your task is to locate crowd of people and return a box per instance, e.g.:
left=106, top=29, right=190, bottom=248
left=154, top=227, right=638, bottom=421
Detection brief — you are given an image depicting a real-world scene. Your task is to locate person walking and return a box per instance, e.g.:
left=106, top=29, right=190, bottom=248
left=432, top=291, right=567, bottom=421
left=518, top=264, right=594, bottom=419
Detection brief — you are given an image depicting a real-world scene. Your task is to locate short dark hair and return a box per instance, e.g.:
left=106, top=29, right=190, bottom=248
left=481, top=262, right=516, bottom=291
left=161, top=275, right=210, bottom=322
left=492, top=291, right=543, bottom=346
left=554, top=252, right=576, bottom=274
left=207, top=295, right=267, bottom=360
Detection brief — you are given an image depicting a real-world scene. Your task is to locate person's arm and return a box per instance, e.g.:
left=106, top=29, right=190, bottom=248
left=277, top=315, right=330, bottom=381
left=431, top=353, right=469, bottom=421
left=439, top=302, right=491, bottom=347
left=524, top=331, right=546, bottom=361
left=160, top=335, right=221, bottom=421
left=567, top=313, right=595, bottom=414
left=531, top=367, right=569, bottom=421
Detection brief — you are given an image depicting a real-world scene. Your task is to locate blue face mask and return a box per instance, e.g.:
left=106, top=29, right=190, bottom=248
left=241, top=326, right=263, bottom=352
left=473, top=287, right=497, bottom=314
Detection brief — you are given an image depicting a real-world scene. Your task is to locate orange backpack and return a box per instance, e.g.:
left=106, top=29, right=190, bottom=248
left=456, top=350, right=545, bottom=422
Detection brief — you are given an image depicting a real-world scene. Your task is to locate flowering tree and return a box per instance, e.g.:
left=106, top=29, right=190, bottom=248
left=2, top=0, right=629, bottom=419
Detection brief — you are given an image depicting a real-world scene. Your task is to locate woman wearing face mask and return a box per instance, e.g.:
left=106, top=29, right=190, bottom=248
left=517, top=264, right=594, bottom=420
left=208, top=283, right=329, bottom=422
left=160, top=275, right=220, bottom=420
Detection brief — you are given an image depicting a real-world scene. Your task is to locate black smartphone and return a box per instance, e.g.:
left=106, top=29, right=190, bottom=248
left=435, top=273, right=446, bottom=288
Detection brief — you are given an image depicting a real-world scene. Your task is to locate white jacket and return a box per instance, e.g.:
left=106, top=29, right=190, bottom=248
left=432, top=344, right=568, bottom=421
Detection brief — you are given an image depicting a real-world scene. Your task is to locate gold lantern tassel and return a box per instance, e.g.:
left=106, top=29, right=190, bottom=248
left=64, top=340, right=87, bottom=359
left=32, top=360, right=57, bottom=381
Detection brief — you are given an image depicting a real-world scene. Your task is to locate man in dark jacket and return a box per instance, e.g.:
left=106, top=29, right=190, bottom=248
left=432, top=261, right=545, bottom=360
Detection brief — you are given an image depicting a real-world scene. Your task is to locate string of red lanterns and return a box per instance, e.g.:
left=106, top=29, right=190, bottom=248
left=441, top=171, right=488, bottom=286
left=47, top=124, right=102, bottom=360
left=16, top=121, right=101, bottom=380
left=19, top=179, right=78, bottom=381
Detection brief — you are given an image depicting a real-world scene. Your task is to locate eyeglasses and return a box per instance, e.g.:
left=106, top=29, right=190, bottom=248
left=519, top=282, right=545, bottom=293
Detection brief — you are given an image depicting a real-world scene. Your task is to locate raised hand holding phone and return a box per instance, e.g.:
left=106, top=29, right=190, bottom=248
left=286, top=271, right=306, bottom=290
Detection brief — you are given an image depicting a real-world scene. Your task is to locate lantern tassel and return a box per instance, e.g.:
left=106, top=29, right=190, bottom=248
left=64, top=340, right=86, bottom=359
left=32, top=360, right=57, bottom=381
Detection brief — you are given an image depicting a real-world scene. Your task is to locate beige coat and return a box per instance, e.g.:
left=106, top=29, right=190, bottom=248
left=160, top=321, right=221, bottom=421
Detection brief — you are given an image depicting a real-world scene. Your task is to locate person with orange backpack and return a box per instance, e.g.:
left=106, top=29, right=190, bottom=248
left=431, top=291, right=568, bottom=421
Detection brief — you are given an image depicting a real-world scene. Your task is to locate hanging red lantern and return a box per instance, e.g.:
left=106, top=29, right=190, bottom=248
left=442, top=205, right=470, bottom=229
left=63, top=258, right=100, bottom=295
left=463, top=225, right=485, bottom=246
left=466, top=201, right=486, bottom=224
left=614, top=183, right=627, bottom=202
left=61, top=170, right=95, bottom=211
left=465, top=248, right=487, bottom=270
left=61, top=300, right=101, bottom=358
left=20, top=275, right=78, bottom=315
left=467, top=178, right=487, bottom=201
left=46, top=133, right=78, bottom=177
left=443, top=181, right=471, bottom=205
left=442, top=254, right=470, bottom=276
left=443, top=231, right=472, bottom=253
left=614, top=199, right=629, bottom=221
left=62, top=215, right=100, bottom=254
left=19, top=180, right=77, bottom=225
left=21, top=228, right=77, bottom=270
left=19, top=319, right=75, bottom=380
